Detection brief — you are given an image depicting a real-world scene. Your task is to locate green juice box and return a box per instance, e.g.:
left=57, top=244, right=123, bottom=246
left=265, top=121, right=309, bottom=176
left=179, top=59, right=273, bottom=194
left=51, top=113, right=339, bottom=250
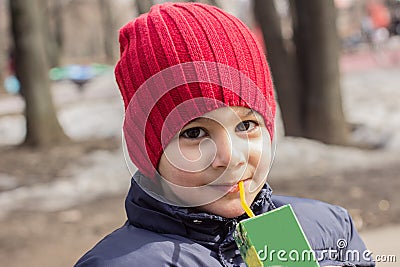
left=233, top=204, right=319, bottom=267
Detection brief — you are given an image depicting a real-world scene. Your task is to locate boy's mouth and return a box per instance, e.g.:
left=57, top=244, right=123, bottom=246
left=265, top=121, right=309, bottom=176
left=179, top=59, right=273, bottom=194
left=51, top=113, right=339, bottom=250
left=227, top=183, right=240, bottom=193
left=212, top=178, right=251, bottom=194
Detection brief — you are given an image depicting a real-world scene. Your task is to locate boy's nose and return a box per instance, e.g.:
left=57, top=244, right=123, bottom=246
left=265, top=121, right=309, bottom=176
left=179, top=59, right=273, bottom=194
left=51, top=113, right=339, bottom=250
left=211, top=132, right=246, bottom=169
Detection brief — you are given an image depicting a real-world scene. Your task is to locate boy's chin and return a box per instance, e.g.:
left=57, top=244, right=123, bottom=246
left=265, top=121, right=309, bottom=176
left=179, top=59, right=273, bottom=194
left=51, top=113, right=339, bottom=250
left=220, top=209, right=246, bottom=219
left=213, top=207, right=246, bottom=219
left=199, top=198, right=248, bottom=218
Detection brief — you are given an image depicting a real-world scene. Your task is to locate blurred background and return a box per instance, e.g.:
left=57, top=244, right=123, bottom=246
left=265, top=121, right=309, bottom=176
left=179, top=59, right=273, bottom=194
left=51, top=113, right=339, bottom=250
left=0, top=0, right=399, bottom=266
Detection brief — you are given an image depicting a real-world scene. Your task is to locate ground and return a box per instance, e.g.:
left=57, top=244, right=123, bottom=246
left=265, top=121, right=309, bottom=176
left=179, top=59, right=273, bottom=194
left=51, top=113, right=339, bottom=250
left=0, top=138, right=399, bottom=267
left=0, top=138, right=120, bottom=189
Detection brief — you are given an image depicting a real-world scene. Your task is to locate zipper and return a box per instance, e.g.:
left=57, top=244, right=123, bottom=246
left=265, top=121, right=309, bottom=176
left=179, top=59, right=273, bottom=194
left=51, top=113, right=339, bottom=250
left=218, top=219, right=240, bottom=267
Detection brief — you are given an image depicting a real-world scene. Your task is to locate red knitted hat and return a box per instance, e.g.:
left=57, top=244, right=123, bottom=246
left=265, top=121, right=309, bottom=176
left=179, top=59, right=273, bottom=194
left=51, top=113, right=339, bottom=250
left=116, top=2, right=276, bottom=178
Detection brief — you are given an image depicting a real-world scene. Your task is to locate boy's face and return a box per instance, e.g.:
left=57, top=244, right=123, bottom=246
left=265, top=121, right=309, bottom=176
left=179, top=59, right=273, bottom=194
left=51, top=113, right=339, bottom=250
left=158, top=106, right=272, bottom=218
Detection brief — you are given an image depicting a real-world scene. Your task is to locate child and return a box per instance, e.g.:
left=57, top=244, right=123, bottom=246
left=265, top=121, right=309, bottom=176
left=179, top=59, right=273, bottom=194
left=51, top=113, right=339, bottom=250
left=75, top=3, right=374, bottom=266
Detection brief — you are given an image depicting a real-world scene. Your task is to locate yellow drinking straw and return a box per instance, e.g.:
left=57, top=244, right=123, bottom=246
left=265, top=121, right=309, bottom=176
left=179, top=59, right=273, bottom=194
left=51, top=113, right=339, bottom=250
left=239, top=181, right=255, bottom=218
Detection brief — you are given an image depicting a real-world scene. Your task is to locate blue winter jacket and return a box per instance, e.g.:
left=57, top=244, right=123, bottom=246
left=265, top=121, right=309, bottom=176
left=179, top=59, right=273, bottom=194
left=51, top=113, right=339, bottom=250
left=75, top=172, right=375, bottom=266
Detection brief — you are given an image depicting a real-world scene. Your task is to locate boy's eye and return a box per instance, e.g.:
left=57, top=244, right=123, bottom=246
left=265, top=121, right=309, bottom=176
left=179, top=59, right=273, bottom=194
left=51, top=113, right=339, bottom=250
left=180, top=127, right=207, bottom=139
left=236, top=120, right=257, bottom=132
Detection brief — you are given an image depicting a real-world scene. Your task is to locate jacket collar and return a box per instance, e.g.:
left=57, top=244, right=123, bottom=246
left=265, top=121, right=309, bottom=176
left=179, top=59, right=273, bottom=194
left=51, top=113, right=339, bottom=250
left=125, top=171, right=274, bottom=247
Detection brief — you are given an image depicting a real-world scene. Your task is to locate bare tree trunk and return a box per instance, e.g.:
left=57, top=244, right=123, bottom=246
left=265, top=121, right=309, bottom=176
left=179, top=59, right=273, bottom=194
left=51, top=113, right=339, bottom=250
left=0, top=2, right=11, bottom=92
left=52, top=0, right=64, bottom=61
left=186, top=0, right=220, bottom=6
left=253, top=0, right=303, bottom=136
left=292, top=0, right=349, bottom=145
left=135, top=0, right=153, bottom=15
left=9, top=0, right=69, bottom=147
left=204, top=0, right=219, bottom=6
left=99, top=0, right=116, bottom=63
left=37, top=0, right=60, bottom=68
left=0, top=31, right=6, bottom=93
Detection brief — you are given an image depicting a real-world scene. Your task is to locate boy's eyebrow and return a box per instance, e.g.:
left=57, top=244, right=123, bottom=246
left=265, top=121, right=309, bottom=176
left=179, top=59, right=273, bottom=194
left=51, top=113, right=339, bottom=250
left=189, top=109, right=257, bottom=123
left=243, top=109, right=256, bottom=117
left=186, top=116, right=212, bottom=124
left=235, top=108, right=258, bottom=118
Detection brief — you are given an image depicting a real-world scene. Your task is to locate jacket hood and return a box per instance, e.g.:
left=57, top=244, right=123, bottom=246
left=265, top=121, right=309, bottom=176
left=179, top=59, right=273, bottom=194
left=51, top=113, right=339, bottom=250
left=125, top=171, right=274, bottom=249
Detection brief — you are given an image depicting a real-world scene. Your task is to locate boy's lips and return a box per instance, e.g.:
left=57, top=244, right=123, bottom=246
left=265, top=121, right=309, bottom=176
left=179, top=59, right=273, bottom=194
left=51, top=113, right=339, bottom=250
left=212, top=178, right=251, bottom=193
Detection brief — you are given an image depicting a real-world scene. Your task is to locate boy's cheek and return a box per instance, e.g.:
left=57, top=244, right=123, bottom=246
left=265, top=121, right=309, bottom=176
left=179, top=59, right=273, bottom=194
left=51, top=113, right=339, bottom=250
left=249, top=136, right=272, bottom=167
left=247, top=142, right=272, bottom=192
left=163, top=138, right=217, bottom=173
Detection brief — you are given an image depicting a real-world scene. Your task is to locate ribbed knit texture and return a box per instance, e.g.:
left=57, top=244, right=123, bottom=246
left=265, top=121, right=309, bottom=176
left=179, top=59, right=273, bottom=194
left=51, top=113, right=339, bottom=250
left=115, top=2, right=276, bottom=178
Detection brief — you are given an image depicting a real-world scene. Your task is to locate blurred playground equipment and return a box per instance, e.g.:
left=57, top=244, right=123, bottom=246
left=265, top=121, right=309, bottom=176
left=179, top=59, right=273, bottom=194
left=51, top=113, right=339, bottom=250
left=3, top=64, right=112, bottom=94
